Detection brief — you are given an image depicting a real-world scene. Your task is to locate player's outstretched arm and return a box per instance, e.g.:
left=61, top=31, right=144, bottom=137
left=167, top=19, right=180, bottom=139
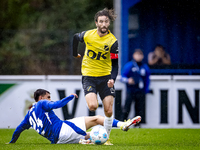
left=47, top=94, right=78, bottom=110
left=9, top=114, right=31, bottom=143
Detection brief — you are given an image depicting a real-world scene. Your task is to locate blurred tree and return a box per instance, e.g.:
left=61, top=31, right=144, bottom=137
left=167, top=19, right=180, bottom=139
left=0, top=0, right=113, bottom=75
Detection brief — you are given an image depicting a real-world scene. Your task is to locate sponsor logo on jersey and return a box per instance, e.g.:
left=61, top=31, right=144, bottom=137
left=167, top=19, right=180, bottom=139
left=87, top=50, right=108, bottom=60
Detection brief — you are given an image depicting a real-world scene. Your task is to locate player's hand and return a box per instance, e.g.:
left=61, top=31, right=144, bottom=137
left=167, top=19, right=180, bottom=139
left=71, top=93, right=78, bottom=98
left=107, top=79, right=114, bottom=88
left=74, top=54, right=81, bottom=58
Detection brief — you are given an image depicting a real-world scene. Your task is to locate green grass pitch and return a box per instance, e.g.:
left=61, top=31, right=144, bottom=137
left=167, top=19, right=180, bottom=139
left=0, top=128, right=200, bottom=150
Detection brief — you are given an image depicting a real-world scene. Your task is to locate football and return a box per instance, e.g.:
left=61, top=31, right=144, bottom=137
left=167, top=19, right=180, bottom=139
left=90, top=125, right=108, bottom=145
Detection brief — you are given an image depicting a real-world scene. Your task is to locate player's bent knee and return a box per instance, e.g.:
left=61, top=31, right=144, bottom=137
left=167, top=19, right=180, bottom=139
left=104, top=107, right=113, bottom=115
left=105, top=110, right=113, bottom=117
left=88, top=104, right=98, bottom=111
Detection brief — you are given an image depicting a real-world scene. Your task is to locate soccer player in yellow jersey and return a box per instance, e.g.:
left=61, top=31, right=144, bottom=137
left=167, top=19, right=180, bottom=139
left=72, top=8, right=119, bottom=145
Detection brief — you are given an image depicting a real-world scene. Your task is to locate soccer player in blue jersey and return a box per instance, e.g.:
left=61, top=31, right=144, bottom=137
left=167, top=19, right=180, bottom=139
left=8, top=89, right=141, bottom=144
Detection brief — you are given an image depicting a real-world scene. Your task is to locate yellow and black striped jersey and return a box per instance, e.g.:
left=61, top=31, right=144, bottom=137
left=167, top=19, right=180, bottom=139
left=76, top=29, right=118, bottom=77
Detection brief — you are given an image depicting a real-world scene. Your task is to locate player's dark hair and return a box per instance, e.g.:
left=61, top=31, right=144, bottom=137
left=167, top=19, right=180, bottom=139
left=94, top=8, right=117, bottom=22
left=34, top=89, right=50, bottom=102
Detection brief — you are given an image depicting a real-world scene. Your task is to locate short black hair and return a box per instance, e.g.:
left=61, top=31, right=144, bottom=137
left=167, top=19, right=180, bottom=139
left=34, top=89, right=50, bottom=102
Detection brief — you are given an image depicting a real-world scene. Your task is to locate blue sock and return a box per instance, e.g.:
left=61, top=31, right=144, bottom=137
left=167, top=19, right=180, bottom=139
left=112, top=119, right=119, bottom=127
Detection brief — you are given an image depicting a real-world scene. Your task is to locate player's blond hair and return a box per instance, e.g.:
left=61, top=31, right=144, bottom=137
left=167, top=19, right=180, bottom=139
left=94, top=8, right=117, bottom=22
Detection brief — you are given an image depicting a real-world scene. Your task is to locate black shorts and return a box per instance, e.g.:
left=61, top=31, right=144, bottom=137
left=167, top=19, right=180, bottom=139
left=82, top=75, right=115, bottom=100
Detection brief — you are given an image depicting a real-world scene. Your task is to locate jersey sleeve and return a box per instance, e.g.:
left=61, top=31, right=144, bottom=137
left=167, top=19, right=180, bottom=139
left=9, top=113, right=31, bottom=143
left=42, top=95, right=75, bottom=111
left=110, top=40, right=118, bottom=54
left=111, top=59, right=118, bottom=81
left=110, top=53, right=118, bottom=59
left=72, top=31, right=86, bottom=57
left=110, top=40, right=119, bottom=81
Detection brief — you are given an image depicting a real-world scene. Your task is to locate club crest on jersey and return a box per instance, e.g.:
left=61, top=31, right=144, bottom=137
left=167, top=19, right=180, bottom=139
left=104, top=45, right=109, bottom=51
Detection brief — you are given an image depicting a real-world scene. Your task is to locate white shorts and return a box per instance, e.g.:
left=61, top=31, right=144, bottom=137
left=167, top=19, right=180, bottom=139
left=57, top=117, right=86, bottom=144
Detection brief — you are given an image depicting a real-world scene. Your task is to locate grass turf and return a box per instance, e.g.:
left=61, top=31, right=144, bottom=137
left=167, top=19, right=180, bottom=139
left=0, top=128, right=200, bottom=150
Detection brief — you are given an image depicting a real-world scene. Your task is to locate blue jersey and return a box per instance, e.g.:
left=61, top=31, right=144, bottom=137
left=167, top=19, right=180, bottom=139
left=9, top=95, right=80, bottom=144
left=121, top=60, right=151, bottom=93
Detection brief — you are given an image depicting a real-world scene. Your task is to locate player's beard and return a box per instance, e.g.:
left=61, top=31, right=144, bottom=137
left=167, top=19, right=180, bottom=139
left=99, top=26, right=108, bottom=34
